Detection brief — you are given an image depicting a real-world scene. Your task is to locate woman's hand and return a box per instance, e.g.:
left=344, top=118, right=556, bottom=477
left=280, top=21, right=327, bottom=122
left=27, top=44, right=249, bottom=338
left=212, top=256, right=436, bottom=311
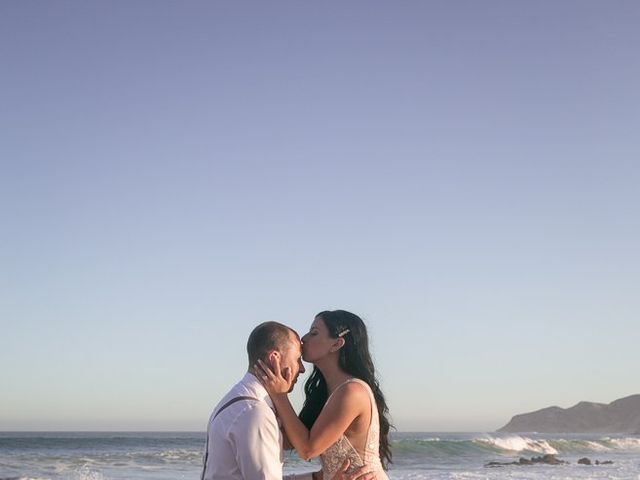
left=255, top=357, right=291, bottom=397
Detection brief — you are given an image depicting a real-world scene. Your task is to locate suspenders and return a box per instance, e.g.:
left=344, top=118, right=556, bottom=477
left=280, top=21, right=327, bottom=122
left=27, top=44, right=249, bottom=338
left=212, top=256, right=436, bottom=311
left=201, top=396, right=259, bottom=480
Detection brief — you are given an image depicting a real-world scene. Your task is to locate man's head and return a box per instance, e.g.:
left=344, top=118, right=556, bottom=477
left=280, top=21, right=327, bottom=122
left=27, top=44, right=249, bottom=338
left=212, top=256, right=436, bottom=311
left=246, top=321, right=305, bottom=392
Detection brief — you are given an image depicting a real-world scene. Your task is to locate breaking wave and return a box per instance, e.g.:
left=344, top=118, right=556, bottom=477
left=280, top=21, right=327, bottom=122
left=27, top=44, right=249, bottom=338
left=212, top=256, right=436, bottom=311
left=391, top=434, right=640, bottom=458
left=475, top=436, right=558, bottom=454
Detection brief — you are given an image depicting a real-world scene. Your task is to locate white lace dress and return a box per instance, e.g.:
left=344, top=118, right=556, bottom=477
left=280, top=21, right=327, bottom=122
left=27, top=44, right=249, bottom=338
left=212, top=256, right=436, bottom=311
left=319, top=379, right=388, bottom=480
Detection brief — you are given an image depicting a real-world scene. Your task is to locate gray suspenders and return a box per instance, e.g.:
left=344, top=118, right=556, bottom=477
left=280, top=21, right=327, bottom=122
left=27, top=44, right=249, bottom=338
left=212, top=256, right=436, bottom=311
left=201, top=396, right=259, bottom=480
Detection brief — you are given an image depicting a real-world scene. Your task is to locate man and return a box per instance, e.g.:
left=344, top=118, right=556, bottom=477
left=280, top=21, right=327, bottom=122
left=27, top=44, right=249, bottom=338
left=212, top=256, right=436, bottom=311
left=202, top=321, right=373, bottom=480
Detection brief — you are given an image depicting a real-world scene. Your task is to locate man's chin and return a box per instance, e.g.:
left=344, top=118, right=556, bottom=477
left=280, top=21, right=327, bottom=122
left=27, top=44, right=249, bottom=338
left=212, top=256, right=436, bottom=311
left=287, top=378, right=299, bottom=393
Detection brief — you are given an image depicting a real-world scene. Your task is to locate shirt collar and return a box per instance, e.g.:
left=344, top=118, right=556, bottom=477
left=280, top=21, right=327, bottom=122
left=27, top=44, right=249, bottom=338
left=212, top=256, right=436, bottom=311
left=240, top=371, right=275, bottom=409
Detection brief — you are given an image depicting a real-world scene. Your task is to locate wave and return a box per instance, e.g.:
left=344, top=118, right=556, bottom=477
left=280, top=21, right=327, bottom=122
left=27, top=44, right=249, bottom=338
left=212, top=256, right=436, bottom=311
left=391, top=434, right=640, bottom=458
left=0, top=449, right=204, bottom=479
left=604, top=437, right=640, bottom=450
left=3, top=435, right=638, bottom=476
left=475, top=436, right=558, bottom=454
left=0, top=477, right=52, bottom=480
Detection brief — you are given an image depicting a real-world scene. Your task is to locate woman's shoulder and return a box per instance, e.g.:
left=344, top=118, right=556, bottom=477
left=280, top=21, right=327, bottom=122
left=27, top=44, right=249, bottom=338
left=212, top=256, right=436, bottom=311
left=346, top=378, right=372, bottom=391
left=332, top=378, right=372, bottom=402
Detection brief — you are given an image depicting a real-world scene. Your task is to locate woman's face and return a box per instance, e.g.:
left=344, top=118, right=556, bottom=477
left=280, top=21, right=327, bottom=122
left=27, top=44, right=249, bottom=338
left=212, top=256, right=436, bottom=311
left=301, top=316, right=335, bottom=363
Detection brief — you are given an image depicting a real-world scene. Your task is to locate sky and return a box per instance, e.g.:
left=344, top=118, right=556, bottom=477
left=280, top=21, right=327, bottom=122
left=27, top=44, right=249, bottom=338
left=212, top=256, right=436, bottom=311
left=1, top=1, right=639, bottom=432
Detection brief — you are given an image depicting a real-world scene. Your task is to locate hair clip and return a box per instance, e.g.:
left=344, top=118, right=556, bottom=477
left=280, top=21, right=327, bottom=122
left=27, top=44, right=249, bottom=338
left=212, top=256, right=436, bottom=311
left=337, top=329, right=350, bottom=337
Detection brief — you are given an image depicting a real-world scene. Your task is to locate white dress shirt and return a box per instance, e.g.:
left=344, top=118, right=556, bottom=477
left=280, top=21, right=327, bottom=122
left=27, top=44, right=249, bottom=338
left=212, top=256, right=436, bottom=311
left=202, top=372, right=312, bottom=480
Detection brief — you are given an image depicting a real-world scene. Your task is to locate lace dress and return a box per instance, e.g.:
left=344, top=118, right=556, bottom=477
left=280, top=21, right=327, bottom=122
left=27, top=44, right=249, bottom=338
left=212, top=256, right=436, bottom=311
left=320, top=379, right=388, bottom=480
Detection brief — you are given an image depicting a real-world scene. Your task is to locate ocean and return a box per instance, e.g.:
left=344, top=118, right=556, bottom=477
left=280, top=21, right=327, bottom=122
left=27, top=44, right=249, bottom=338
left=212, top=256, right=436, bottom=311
left=1, top=431, right=639, bottom=480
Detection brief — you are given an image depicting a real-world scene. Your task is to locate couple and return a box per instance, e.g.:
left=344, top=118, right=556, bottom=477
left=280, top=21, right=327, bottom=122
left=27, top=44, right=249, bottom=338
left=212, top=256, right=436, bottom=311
left=202, top=310, right=392, bottom=480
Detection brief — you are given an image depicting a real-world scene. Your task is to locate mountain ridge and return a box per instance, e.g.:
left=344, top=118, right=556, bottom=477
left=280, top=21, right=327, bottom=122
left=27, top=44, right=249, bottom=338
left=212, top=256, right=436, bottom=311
left=498, top=394, right=640, bottom=433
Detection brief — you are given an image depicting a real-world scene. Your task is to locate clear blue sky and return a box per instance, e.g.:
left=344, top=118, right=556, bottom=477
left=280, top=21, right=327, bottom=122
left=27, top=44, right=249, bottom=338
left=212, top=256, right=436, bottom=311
left=1, top=1, right=638, bottom=432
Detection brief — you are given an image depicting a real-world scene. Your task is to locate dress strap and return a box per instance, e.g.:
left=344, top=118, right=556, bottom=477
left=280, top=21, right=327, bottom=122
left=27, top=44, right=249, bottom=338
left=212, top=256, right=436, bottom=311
left=344, top=379, right=375, bottom=424
left=326, top=378, right=357, bottom=404
left=342, top=379, right=377, bottom=463
left=324, top=378, right=380, bottom=465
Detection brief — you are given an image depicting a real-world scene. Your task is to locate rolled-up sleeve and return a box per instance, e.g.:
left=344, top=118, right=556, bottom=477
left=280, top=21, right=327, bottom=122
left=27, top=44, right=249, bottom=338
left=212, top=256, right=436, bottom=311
left=230, top=403, right=283, bottom=480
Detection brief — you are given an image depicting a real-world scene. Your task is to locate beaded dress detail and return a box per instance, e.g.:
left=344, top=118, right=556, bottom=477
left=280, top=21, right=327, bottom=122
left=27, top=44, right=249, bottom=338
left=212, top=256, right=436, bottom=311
left=320, top=379, right=388, bottom=480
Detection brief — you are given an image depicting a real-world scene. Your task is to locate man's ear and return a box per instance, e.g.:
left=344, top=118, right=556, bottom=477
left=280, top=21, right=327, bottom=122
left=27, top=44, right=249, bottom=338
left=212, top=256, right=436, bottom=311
left=267, top=350, right=280, bottom=368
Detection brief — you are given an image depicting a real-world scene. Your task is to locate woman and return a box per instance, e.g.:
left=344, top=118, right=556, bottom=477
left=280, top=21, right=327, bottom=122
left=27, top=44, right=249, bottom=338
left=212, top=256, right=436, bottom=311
left=256, top=310, right=392, bottom=480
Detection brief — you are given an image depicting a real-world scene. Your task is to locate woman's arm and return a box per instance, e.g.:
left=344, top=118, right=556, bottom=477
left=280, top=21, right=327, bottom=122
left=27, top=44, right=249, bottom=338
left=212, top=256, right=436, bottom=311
left=256, top=358, right=367, bottom=461
left=282, top=430, right=293, bottom=450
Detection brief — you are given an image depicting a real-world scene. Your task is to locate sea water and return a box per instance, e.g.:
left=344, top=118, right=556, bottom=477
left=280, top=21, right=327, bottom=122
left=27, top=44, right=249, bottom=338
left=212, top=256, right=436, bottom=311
left=1, top=431, right=639, bottom=480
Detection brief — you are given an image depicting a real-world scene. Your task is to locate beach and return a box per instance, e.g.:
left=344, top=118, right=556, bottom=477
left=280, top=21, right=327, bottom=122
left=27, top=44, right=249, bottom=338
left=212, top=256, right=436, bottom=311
left=1, top=431, right=639, bottom=480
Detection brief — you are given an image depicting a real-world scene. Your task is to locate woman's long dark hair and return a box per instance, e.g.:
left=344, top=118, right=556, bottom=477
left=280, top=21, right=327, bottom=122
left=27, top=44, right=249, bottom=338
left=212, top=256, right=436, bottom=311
left=299, top=310, right=393, bottom=469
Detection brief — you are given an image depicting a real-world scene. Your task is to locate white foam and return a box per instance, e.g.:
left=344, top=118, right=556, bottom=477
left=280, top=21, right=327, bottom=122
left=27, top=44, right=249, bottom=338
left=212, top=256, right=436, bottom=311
left=583, top=440, right=611, bottom=452
left=159, top=448, right=203, bottom=461
left=606, top=437, right=640, bottom=450
left=475, top=435, right=558, bottom=454
left=2, top=477, right=52, bottom=480
left=71, top=465, right=104, bottom=480
left=549, top=438, right=611, bottom=453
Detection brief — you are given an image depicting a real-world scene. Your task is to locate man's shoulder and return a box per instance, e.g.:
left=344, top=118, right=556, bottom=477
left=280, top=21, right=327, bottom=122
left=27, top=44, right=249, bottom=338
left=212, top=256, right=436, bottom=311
left=214, top=395, right=274, bottom=423
left=217, top=400, right=276, bottom=441
left=229, top=398, right=275, bottom=421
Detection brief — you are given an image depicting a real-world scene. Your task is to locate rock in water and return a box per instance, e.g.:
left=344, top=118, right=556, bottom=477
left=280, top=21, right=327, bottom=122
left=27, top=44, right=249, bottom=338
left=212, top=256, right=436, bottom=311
left=485, top=455, right=567, bottom=467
